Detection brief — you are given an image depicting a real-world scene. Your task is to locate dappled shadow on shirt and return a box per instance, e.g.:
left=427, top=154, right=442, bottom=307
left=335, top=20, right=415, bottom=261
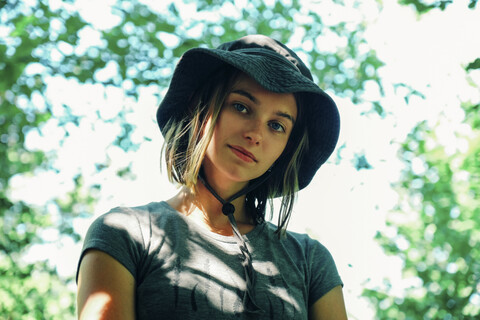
left=95, top=202, right=310, bottom=319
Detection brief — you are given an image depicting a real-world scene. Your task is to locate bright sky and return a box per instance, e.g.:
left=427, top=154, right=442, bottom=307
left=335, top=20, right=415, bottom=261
left=8, top=0, right=480, bottom=318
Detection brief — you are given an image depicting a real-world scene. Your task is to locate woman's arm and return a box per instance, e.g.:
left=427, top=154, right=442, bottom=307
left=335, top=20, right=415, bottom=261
left=308, top=285, right=348, bottom=320
left=77, top=249, right=136, bottom=320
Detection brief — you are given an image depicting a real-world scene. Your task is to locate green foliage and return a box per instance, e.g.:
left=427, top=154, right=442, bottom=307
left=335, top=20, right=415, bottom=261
left=353, top=152, right=373, bottom=170
left=362, top=77, right=480, bottom=319
left=361, top=2, right=480, bottom=319
left=1, top=0, right=386, bottom=317
left=466, top=58, right=480, bottom=71
left=399, top=0, right=478, bottom=13
left=399, top=0, right=452, bottom=13
left=0, top=259, right=76, bottom=319
left=0, top=1, right=96, bottom=318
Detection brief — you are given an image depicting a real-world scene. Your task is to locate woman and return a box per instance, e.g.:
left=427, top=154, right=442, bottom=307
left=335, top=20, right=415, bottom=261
left=77, top=35, right=347, bottom=319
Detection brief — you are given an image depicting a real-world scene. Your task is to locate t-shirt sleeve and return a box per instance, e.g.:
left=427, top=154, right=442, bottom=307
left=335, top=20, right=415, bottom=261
left=76, top=208, right=148, bottom=283
left=307, top=238, right=343, bottom=307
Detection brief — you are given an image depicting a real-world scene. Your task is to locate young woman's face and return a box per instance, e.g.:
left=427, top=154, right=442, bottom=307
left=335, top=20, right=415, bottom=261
left=203, top=73, right=297, bottom=188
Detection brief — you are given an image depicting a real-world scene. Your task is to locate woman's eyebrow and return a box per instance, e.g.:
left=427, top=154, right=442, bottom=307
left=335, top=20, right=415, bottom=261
left=276, top=112, right=295, bottom=125
left=231, top=89, right=257, bottom=104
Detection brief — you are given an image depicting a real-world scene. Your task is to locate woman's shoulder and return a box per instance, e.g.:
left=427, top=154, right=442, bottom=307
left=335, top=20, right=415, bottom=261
left=263, top=222, right=316, bottom=242
left=263, top=222, right=332, bottom=256
left=87, top=201, right=179, bottom=237
left=98, top=201, right=176, bottom=221
left=81, top=201, right=186, bottom=261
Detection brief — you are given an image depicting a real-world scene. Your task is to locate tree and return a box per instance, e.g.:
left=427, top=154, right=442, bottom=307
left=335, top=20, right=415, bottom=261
left=1, top=0, right=384, bottom=317
left=0, top=1, right=93, bottom=317
left=399, top=0, right=478, bottom=13
left=362, top=2, right=480, bottom=319
left=363, top=100, right=480, bottom=319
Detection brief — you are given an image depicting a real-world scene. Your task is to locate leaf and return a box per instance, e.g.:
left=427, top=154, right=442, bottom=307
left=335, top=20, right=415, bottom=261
left=353, top=153, right=373, bottom=170
left=466, top=58, right=480, bottom=70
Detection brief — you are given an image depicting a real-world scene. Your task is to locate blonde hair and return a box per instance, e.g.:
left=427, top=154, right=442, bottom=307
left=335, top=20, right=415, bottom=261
left=162, top=67, right=239, bottom=190
left=161, top=68, right=309, bottom=236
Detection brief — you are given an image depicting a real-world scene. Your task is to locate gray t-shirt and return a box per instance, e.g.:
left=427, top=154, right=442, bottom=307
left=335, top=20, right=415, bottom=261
left=77, top=201, right=342, bottom=319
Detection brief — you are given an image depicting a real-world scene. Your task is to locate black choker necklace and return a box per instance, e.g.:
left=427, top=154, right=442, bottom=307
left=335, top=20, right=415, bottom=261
left=196, top=167, right=272, bottom=314
left=197, top=167, right=272, bottom=217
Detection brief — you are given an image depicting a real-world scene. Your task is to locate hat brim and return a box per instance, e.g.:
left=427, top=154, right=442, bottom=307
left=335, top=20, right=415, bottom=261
left=157, top=47, right=340, bottom=191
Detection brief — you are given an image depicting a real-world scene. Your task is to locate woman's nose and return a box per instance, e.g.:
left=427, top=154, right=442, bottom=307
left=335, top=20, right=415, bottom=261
left=243, top=121, right=263, bottom=145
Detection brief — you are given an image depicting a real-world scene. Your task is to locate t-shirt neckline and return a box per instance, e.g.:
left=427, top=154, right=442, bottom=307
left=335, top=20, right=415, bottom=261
left=159, top=201, right=266, bottom=243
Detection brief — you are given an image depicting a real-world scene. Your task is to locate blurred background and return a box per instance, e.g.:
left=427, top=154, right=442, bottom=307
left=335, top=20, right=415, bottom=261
left=1, top=0, right=479, bottom=318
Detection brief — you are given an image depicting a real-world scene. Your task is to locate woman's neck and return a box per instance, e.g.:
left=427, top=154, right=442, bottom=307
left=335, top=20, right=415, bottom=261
left=167, top=182, right=255, bottom=236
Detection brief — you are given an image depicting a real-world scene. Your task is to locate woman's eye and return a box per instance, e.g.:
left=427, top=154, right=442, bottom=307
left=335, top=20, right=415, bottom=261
left=233, top=103, right=248, bottom=113
left=269, top=121, right=285, bottom=133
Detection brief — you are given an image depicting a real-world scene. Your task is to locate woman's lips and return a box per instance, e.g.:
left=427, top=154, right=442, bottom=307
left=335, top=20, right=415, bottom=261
left=229, top=145, right=257, bottom=162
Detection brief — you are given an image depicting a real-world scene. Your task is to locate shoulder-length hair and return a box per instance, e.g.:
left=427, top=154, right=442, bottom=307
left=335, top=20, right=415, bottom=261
left=161, top=66, right=309, bottom=236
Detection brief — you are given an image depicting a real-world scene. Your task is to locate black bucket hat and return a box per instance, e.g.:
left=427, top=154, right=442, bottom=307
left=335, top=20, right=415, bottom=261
left=157, top=34, right=340, bottom=191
